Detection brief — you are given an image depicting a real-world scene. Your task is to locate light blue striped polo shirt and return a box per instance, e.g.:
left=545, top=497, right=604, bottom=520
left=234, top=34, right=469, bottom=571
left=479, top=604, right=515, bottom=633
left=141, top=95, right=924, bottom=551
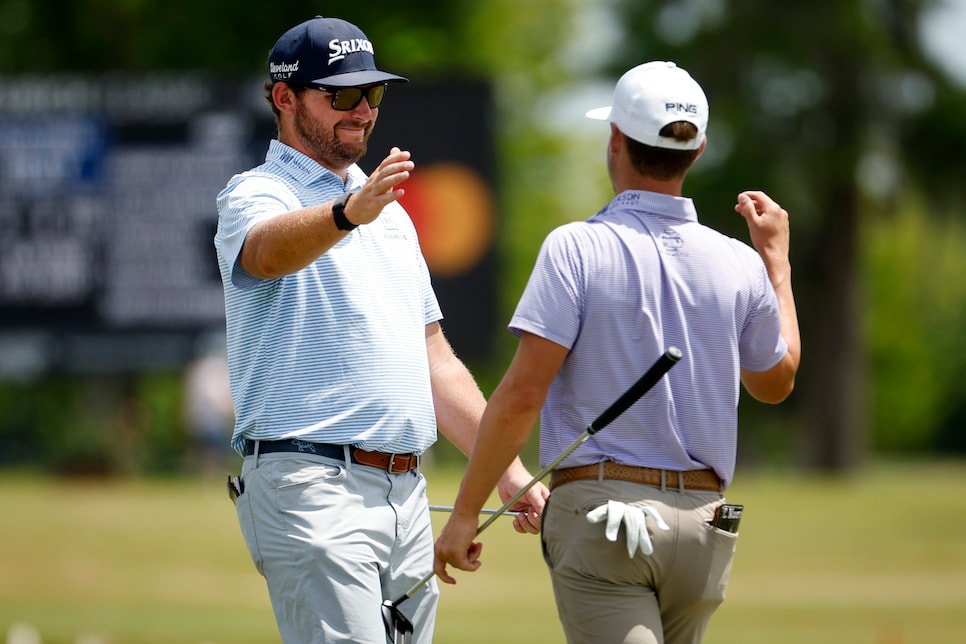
left=510, top=189, right=787, bottom=488
left=215, top=140, right=442, bottom=455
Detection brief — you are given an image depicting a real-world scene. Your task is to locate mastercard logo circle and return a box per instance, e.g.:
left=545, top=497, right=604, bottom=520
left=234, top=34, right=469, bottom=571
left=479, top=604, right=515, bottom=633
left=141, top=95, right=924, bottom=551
left=397, top=162, right=495, bottom=277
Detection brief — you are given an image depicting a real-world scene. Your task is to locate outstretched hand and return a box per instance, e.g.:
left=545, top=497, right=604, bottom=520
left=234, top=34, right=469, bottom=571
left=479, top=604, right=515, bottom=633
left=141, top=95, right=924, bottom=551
left=343, top=147, right=414, bottom=227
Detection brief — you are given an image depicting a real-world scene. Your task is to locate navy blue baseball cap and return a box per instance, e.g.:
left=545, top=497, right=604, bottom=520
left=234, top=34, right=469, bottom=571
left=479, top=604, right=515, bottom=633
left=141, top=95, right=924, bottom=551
left=268, top=16, right=408, bottom=88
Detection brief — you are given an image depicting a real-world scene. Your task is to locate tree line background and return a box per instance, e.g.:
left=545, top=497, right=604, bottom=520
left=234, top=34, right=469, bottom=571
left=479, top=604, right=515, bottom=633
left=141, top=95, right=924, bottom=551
left=1, top=0, right=965, bottom=476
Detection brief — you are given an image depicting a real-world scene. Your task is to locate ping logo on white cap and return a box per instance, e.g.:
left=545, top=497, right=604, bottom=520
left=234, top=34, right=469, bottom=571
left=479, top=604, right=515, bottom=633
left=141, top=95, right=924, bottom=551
left=665, top=102, right=699, bottom=116
left=586, top=61, right=708, bottom=150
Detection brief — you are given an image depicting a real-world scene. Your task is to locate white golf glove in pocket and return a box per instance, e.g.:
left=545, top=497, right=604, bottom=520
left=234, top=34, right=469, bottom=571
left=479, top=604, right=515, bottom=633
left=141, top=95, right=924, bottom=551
left=586, top=500, right=670, bottom=557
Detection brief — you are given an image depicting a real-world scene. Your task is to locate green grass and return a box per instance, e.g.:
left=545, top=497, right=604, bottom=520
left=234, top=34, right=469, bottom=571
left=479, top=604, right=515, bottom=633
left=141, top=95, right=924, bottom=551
left=2, top=460, right=965, bottom=643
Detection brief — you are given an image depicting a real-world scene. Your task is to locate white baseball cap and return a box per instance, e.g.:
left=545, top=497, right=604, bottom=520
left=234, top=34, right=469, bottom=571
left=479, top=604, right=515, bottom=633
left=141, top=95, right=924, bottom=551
left=586, top=61, right=708, bottom=150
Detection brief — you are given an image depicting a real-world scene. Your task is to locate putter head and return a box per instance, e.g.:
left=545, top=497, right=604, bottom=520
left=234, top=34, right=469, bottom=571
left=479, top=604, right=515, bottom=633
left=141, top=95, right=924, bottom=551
left=382, top=599, right=414, bottom=644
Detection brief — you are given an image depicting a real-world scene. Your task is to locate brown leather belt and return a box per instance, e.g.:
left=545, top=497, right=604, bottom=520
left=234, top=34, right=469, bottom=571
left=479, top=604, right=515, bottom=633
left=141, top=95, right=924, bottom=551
left=243, top=439, right=420, bottom=474
left=550, top=462, right=722, bottom=492
left=350, top=448, right=420, bottom=474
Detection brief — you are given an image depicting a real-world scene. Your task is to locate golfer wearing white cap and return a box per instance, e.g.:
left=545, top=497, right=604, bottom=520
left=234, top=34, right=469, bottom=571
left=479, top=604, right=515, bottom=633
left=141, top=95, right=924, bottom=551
left=435, top=61, right=800, bottom=643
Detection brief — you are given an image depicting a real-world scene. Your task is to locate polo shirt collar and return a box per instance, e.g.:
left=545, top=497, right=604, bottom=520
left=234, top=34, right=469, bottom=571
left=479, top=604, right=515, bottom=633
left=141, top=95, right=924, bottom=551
left=606, top=189, right=698, bottom=223
left=266, top=139, right=366, bottom=191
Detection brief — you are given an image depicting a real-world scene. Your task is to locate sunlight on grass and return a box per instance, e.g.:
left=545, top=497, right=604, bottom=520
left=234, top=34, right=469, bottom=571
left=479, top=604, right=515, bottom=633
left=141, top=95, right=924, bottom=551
left=2, top=460, right=964, bottom=643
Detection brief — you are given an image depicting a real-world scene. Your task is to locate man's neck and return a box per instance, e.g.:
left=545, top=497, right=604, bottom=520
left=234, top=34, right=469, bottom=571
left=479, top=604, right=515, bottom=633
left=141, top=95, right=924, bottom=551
left=277, top=134, right=352, bottom=183
left=614, top=173, right=684, bottom=197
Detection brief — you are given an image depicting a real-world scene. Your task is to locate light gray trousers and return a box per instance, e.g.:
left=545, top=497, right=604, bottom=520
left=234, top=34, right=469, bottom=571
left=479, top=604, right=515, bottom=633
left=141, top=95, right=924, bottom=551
left=235, top=450, right=438, bottom=643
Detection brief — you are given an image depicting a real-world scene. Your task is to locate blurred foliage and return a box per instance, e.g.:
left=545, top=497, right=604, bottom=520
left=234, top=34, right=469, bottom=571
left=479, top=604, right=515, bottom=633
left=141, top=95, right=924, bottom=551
left=2, top=0, right=966, bottom=475
left=865, top=198, right=966, bottom=453
left=0, top=372, right=187, bottom=475
left=599, top=0, right=966, bottom=469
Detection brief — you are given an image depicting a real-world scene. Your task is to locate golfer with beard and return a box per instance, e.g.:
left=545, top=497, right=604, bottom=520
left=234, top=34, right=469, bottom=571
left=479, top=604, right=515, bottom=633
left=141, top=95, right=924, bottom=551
left=215, top=16, right=547, bottom=643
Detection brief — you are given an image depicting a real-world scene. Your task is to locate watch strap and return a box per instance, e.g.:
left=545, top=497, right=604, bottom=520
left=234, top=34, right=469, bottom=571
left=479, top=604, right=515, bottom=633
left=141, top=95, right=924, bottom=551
left=332, top=192, right=357, bottom=231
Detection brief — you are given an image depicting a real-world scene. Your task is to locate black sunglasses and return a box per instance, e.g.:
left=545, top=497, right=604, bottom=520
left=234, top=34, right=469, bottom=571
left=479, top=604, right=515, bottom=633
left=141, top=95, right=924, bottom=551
left=295, top=83, right=388, bottom=111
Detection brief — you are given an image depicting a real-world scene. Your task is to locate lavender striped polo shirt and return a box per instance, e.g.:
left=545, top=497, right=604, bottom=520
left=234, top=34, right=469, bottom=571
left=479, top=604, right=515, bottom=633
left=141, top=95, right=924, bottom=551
left=510, top=189, right=786, bottom=488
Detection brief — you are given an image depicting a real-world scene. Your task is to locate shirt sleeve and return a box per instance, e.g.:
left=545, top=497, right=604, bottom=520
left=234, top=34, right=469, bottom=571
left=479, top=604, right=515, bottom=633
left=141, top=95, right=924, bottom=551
left=509, top=224, right=585, bottom=349
left=215, top=174, right=301, bottom=289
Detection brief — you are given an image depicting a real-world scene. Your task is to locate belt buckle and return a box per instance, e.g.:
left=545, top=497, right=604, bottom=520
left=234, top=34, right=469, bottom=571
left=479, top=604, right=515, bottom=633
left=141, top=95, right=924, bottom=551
left=387, top=453, right=416, bottom=474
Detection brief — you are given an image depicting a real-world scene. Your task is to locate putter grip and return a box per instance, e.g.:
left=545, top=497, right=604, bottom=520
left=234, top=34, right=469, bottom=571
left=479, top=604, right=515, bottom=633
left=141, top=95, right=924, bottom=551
left=588, top=346, right=682, bottom=435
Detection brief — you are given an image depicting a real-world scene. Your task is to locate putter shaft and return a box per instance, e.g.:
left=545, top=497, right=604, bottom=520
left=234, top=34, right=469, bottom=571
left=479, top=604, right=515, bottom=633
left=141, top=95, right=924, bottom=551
left=429, top=504, right=504, bottom=515
left=390, top=347, right=683, bottom=608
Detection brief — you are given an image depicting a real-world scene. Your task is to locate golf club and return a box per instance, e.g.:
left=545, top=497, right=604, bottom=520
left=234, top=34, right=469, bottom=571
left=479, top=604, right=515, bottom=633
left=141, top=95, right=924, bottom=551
left=382, top=346, right=683, bottom=643
left=429, top=505, right=504, bottom=515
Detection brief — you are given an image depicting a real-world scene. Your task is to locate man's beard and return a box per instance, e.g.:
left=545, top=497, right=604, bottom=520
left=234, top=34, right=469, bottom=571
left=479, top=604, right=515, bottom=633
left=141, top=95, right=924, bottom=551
left=293, top=104, right=369, bottom=168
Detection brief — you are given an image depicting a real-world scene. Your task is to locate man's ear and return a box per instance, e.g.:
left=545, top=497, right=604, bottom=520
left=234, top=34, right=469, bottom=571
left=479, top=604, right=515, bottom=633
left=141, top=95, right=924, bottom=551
left=608, top=122, right=623, bottom=156
left=694, top=135, right=707, bottom=160
left=271, top=83, right=298, bottom=115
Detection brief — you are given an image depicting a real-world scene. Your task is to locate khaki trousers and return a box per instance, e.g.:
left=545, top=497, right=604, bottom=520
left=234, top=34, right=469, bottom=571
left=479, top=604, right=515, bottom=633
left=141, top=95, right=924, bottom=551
left=542, top=479, right=737, bottom=644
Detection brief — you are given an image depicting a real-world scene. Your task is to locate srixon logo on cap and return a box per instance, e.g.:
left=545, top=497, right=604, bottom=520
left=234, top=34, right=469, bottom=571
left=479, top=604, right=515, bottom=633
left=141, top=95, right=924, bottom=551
left=328, top=38, right=375, bottom=65
left=665, top=102, right=699, bottom=115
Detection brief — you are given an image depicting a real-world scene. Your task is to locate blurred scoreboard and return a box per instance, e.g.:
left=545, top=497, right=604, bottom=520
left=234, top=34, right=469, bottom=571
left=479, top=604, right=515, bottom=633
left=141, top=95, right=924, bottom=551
left=0, top=75, right=498, bottom=378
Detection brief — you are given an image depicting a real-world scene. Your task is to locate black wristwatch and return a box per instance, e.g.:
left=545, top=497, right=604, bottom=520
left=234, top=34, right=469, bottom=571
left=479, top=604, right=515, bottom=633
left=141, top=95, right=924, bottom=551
left=332, top=192, right=357, bottom=231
